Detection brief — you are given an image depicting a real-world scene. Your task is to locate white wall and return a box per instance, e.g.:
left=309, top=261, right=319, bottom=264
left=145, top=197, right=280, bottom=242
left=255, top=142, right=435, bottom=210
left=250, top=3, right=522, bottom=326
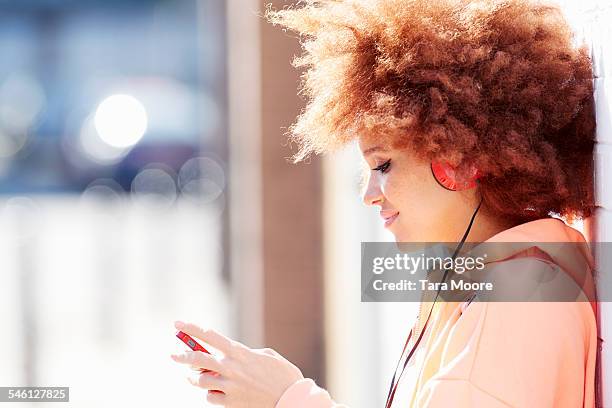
left=576, top=0, right=612, bottom=405
left=557, top=0, right=612, bottom=405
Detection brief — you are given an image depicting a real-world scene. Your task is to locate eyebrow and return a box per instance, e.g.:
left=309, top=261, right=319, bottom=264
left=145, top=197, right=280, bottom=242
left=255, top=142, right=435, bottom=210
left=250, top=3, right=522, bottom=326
left=362, top=145, right=389, bottom=156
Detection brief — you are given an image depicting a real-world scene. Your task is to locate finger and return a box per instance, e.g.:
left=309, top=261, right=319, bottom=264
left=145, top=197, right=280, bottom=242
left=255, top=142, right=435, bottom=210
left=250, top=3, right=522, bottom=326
left=191, top=367, right=222, bottom=377
left=260, top=347, right=278, bottom=357
left=175, top=321, right=236, bottom=355
left=170, top=351, right=226, bottom=375
left=187, top=371, right=228, bottom=392
left=206, top=390, right=227, bottom=406
left=190, top=365, right=214, bottom=373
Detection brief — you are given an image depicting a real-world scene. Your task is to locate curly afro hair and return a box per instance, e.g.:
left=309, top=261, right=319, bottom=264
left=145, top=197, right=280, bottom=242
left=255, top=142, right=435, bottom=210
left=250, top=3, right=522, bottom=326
left=266, top=0, right=596, bottom=224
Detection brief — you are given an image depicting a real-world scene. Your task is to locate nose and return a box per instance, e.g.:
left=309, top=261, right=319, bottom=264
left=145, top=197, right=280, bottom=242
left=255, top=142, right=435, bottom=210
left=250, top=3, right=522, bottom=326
left=362, top=173, right=385, bottom=206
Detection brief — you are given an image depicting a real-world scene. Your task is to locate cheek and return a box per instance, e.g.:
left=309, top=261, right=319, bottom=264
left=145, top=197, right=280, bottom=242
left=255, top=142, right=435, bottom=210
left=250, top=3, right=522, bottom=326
left=382, top=170, right=431, bottom=214
left=387, top=168, right=458, bottom=240
left=394, top=200, right=453, bottom=242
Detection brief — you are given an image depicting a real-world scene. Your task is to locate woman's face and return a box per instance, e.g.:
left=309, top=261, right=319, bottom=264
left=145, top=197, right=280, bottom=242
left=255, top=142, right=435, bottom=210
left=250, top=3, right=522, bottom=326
left=359, top=136, right=479, bottom=242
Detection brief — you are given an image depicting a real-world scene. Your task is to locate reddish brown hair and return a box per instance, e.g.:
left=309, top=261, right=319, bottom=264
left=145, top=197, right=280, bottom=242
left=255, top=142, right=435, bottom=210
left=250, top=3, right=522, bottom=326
left=267, top=0, right=596, bottom=223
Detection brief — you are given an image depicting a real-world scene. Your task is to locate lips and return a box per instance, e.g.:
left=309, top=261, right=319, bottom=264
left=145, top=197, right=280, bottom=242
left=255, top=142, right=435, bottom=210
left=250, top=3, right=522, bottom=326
left=380, top=210, right=399, bottom=228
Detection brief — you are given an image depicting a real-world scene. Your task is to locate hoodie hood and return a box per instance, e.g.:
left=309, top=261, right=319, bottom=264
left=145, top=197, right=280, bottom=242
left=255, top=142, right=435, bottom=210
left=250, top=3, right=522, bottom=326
left=465, top=217, right=596, bottom=310
left=482, top=217, right=593, bottom=267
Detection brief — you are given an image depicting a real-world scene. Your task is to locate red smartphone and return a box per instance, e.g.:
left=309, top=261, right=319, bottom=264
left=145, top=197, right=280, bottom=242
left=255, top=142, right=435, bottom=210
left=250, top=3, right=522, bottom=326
left=176, top=330, right=212, bottom=355
left=176, top=330, right=224, bottom=394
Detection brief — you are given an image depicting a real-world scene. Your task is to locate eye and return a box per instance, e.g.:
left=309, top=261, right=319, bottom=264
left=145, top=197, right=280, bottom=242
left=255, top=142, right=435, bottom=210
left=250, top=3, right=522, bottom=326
left=372, top=159, right=391, bottom=174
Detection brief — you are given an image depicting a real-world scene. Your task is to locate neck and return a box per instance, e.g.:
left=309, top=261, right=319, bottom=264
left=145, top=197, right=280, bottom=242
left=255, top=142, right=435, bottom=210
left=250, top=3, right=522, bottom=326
left=463, top=208, right=518, bottom=243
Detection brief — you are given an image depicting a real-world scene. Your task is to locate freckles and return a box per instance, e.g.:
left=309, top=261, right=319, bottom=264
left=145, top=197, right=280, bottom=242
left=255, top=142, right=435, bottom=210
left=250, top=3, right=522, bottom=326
left=385, top=174, right=412, bottom=199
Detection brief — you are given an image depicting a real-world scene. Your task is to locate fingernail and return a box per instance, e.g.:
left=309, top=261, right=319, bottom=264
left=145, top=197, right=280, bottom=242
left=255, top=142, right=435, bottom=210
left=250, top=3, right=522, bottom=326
left=174, top=321, right=185, bottom=329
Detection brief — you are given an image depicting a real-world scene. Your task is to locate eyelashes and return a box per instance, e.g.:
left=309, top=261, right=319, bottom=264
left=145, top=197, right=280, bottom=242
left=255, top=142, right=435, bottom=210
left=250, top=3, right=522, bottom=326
left=372, top=159, right=391, bottom=174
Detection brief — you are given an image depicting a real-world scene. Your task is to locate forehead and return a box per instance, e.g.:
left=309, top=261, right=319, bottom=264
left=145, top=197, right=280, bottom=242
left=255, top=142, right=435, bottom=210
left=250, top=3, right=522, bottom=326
left=357, top=134, right=392, bottom=156
left=361, top=145, right=390, bottom=157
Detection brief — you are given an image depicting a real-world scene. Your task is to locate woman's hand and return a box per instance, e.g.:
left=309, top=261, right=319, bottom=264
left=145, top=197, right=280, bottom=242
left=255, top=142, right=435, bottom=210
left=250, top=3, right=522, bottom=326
left=170, top=321, right=304, bottom=407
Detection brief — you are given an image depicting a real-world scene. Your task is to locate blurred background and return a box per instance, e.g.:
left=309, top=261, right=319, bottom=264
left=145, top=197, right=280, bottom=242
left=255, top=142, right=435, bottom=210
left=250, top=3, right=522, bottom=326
left=0, top=0, right=610, bottom=407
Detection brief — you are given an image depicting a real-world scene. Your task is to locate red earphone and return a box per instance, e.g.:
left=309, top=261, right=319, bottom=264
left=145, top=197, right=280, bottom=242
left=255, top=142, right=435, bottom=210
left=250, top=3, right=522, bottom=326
left=431, top=161, right=481, bottom=191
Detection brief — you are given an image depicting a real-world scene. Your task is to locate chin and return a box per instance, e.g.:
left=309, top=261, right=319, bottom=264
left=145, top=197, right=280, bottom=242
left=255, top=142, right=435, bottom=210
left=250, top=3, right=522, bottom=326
left=392, top=226, right=424, bottom=243
left=392, top=229, right=411, bottom=243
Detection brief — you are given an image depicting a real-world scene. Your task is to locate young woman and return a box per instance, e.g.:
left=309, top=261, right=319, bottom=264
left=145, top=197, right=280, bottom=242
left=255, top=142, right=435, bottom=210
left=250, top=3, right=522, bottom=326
left=171, top=0, right=600, bottom=406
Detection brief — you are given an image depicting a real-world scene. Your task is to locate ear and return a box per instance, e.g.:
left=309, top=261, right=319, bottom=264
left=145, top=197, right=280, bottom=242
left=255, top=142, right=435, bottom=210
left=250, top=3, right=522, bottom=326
left=431, top=161, right=480, bottom=191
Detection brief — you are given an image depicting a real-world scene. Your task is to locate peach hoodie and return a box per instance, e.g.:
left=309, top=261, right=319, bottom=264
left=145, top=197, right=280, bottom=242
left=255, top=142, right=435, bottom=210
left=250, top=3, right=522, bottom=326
left=275, top=218, right=599, bottom=408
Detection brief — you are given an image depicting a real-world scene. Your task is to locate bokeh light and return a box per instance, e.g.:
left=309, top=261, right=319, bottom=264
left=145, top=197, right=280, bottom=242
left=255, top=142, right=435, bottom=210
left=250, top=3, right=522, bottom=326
left=80, top=178, right=125, bottom=204
left=0, top=128, right=29, bottom=159
left=0, top=72, right=45, bottom=134
left=0, top=72, right=46, bottom=158
left=94, top=94, right=148, bottom=148
left=131, top=165, right=177, bottom=210
left=79, top=114, right=131, bottom=165
left=178, top=156, right=225, bottom=203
